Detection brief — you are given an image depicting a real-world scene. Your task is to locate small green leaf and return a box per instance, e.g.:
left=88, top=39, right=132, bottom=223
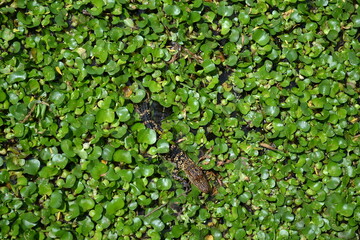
left=23, top=159, right=40, bottom=175
left=337, top=203, right=355, bottom=217
left=119, top=169, right=133, bottom=182
left=13, top=123, right=25, bottom=137
left=187, top=97, right=199, bottom=113
left=124, top=18, right=135, bottom=28
left=49, top=190, right=63, bottom=209
left=88, top=160, right=108, bottom=179
left=106, top=197, right=125, bottom=215
left=113, top=149, right=132, bottom=163
left=218, top=2, right=233, bottom=17
left=202, top=59, right=216, bottom=73
left=141, top=165, right=154, bottom=177
left=79, top=198, right=95, bottom=212
left=1, top=28, right=15, bottom=41
left=43, top=66, right=56, bottom=81
left=286, top=49, right=298, bottom=62
left=156, top=139, right=169, bottom=154
left=102, top=145, right=115, bottom=161
left=220, top=18, right=232, bottom=35
left=9, top=103, right=27, bottom=121
left=137, top=128, right=157, bottom=144
left=238, top=11, right=250, bottom=25
left=164, top=5, right=181, bottom=16
left=0, top=89, right=6, bottom=102
left=253, top=29, right=270, bottom=46
left=151, top=219, right=165, bottom=232
left=8, top=70, right=26, bottom=83
left=20, top=212, right=40, bottom=229
left=116, top=107, right=130, bottom=122
left=318, top=80, right=331, bottom=95
left=297, top=121, right=310, bottom=132
left=26, top=79, right=40, bottom=93
left=38, top=166, right=58, bottom=178
left=130, top=89, right=146, bottom=103
left=325, top=162, right=342, bottom=177
left=49, top=91, right=65, bottom=105
left=264, top=105, right=280, bottom=117
left=157, top=178, right=172, bottom=190
left=96, top=109, right=115, bottom=123
left=52, top=154, right=68, bottom=169
left=61, top=139, right=76, bottom=157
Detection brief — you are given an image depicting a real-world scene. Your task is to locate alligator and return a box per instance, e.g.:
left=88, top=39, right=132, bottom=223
left=135, top=98, right=211, bottom=193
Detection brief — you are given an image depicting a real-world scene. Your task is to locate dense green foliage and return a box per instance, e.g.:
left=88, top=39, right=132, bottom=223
left=1, top=0, right=360, bottom=239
